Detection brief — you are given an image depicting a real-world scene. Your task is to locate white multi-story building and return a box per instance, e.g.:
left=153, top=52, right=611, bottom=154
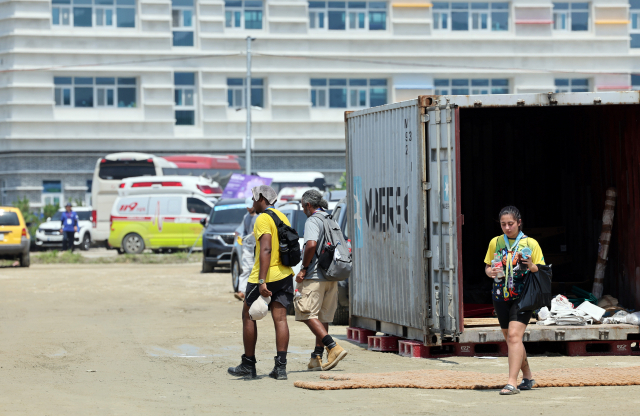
left=1, top=0, right=639, bottom=207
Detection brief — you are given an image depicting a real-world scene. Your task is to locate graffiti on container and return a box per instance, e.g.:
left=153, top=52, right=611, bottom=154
left=363, top=186, right=409, bottom=234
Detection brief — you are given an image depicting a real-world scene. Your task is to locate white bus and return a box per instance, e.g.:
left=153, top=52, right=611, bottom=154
left=91, top=152, right=177, bottom=246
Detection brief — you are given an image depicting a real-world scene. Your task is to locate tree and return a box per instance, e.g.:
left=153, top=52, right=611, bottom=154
left=43, top=204, right=59, bottom=220
left=12, top=197, right=42, bottom=239
left=332, top=172, right=347, bottom=191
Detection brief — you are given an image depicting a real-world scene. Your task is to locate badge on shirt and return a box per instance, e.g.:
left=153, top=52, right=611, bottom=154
left=67, top=219, right=72, bottom=225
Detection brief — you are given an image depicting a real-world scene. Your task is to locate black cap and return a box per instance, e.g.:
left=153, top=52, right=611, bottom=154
left=65, top=202, right=72, bottom=207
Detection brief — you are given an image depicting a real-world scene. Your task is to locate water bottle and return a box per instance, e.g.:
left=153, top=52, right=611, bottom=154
left=279, top=241, right=290, bottom=266
left=520, top=247, right=532, bottom=271
left=294, top=289, right=301, bottom=299
left=492, top=253, right=504, bottom=283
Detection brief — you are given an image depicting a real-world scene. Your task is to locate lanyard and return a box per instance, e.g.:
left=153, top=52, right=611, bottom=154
left=503, top=231, right=525, bottom=285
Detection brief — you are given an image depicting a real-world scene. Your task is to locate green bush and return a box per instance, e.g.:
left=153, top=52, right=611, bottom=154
left=12, top=197, right=42, bottom=238
left=43, top=204, right=59, bottom=220
left=332, top=172, right=347, bottom=191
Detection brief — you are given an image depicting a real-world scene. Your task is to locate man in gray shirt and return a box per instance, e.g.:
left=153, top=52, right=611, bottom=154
left=235, top=197, right=257, bottom=301
left=294, top=189, right=348, bottom=371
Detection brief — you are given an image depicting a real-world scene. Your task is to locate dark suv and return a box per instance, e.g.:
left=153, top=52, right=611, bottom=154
left=201, top=198, right=247, bottom=273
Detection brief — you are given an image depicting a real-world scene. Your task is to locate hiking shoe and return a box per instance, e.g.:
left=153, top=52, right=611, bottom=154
left=227, top=354, right=257, bottom=378
left=321, top=343, right=348, bottom=371
left=307, top=355, right=322, bottom=371
left=268, top=357, right=287, bottom=380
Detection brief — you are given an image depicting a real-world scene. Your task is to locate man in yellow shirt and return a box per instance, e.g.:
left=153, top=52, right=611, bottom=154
left=228, top=185, right=294, bottom=380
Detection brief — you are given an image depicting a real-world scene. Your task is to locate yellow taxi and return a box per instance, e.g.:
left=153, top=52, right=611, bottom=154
left=0, top=206, right=30, bottom=267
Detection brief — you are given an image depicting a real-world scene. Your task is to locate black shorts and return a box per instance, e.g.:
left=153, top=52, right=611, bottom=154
left=245, top=275, right=294, bottom=309
left=493, top=299, right=533, bottom=329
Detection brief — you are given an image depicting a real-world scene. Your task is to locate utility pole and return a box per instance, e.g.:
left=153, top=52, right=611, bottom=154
left=245, top=36, right=256, bottom=176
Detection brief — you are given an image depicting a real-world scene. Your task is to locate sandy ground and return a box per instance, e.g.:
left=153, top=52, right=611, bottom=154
left=1, top=264, right=639, bottom=416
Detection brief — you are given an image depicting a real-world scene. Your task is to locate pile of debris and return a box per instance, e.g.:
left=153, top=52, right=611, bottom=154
left=537, top=294, right=639, bottom=326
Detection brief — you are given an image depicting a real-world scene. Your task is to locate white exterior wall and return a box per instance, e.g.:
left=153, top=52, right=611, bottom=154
left=0, top=0, right=639, bottom=176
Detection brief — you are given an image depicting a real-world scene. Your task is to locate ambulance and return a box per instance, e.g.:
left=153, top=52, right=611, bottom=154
left=108, top=176, right=214, bottom=254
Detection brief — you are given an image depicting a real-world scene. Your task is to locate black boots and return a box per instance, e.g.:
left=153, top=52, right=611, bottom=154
left=268, top=356, right=287, bottom=380
left=227, top=354, right=257, bottom=378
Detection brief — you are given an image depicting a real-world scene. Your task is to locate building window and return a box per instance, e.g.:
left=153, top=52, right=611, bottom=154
left=631, top=0, right=640, bottom=48
left=555, top=78, right=589, bottom=92
left=311, top=78, right=387, bottom=108
left=174, top=72, right=196, bottom=125
left=54, top=77, right=136, bottom=107
left=308, top=1, right=387, bottom=31
left=51, top=0, right=135, bottom=28
left=225, top=1, right=264, bottom=29
left=434, top=78, right=509, bottom=95
left=43, top=180, right=63, bottom=207
left=553, top=2, right=589, bottom=31
left=227, top=78, right=265, bottom=108
left=172, top=0, right=195, bottom=46
left=432, top=2, right=509, bottom=31
left=632, top=74, right=640, bottom=89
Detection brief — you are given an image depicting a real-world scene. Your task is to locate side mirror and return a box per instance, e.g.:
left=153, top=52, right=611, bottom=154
left=200, top=217, right=207, bottom=227
left=47, top=217, right=51, bottom=222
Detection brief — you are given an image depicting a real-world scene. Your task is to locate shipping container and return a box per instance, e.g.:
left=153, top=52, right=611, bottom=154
left=345, top=92, right=640, bottom=345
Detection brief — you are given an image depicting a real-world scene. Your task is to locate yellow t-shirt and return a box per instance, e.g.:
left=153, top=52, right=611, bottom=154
left=484, top=235, right=545, bottom=302
left=483, top=236, right=545, bottom=266
left=248, top=208, right=294, bottom=284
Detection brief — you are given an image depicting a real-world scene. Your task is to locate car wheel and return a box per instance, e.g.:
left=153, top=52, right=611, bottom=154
left=20, top=252, right=30, bottom=267
left=332, top=305, right=349, bottom=326
left=202, top=256, right=215, bottom=273
left=231, top=257, right=241, bottom=292
left=80, top=234, right=91, bottom=251
left=122, top=233, right=145, bottom=254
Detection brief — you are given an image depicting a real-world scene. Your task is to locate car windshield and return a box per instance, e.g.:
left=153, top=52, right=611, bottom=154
left=51, top=212, right=62, bottom=221
left=0, top=211, right=20, bottom=226
left=98, top=161, right=156, bottom=180
left=210, top=204, right=246, bottom=225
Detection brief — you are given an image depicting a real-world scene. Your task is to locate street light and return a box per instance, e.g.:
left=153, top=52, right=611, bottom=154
left=245, top=36, right=256, bottom=176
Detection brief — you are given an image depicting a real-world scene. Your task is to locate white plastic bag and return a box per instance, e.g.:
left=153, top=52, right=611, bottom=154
left=551, top=295, right=574, bottom=312
left=538, top=306, right=550, bottom=320
left=626, top=312, right=640, bottom=326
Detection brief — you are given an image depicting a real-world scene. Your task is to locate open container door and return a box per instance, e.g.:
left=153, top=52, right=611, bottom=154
left=426, top=99, right=463, bottom=341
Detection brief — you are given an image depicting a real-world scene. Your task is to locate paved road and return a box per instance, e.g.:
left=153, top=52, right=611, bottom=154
left=0, top=264, right=638, bottom=415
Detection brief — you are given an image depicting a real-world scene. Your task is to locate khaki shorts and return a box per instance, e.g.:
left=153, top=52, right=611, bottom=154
left=294, top=280, right=338, bottom=323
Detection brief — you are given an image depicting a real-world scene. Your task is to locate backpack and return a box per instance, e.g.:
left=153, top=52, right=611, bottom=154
left=313, top=212, right=352, bottom=282
left=264, top=209, right=301, bottom=267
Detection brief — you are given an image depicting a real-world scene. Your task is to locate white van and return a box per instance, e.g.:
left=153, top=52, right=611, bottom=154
left=108, top=193, right=212, bottom=254
left=118, top=175, right=222, bottom=201
left=91, top=152, right=177, bottom=246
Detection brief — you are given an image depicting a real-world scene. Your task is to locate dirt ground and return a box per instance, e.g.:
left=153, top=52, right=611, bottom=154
left=1, top=264, right=639, bottom=416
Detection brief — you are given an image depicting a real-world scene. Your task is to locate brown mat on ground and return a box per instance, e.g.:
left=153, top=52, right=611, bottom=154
left=294, top=366, right=640, bottom=390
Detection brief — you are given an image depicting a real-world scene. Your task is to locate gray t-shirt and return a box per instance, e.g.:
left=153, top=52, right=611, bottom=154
left=303, top=210, right=329, bottom=281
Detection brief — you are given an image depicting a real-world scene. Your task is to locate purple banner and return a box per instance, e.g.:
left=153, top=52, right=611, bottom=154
left=222, top=174, right=273, bottom=199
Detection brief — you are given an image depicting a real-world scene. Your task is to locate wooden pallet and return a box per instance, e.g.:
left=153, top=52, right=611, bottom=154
left=463, top=318, right=537, bottom=328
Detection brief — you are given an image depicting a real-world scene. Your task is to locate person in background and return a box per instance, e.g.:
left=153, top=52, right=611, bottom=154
left=228, top=185, right=294, bottom=380
left=295, top=189, right=348, bottom=371
left=485, top=206, right=545, bottom=395
left=59, top=203, right=79, bottom=252
left=235, top=197, right=257, bottom=301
